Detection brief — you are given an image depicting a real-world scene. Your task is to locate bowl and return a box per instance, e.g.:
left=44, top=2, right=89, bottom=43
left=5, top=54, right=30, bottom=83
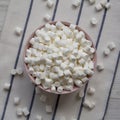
left=24, top=21, right=96, bottom=94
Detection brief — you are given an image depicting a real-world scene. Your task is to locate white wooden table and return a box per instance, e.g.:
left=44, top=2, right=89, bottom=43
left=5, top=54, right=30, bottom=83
left=0, top=0, right=120, bottom=120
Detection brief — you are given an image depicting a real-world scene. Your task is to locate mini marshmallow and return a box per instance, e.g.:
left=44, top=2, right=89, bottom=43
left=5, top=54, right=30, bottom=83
left=95, top=3, right=103, bottom=11
left=14, top=27, right=23, bottom=36
left=44, top=78, right=53, bottom=88
left=35, top=115, right=43, bottom=120
left=88, top=61, right=94, bottom=69
left=78, top=90, right=84, bottom=98
left=107, top=42, right=116, bottom=50
left=45, top=105, right=52, bottom=113
left=16, top=68, right=23, bottom=75
left=87, top=87, right=96, bottom=95
left=35, top=78, right=41, bottom=85
left=76, top=31, right=85, bottom=41
left=96, top=63, right=104, bottom=71
left=81, top=77, right=89, bottom=83
left=74, top=80, right=83, bottom=87
left=69, top=24, right=76, bottom=30
left=58, top=70, right=64, bottom=77
left=105, top=2, right=111, bottom=9
left=64, top=69, right=71, bottom=76
left=47, top=0, right=54, bottom=8
left=56, top=21, right=64, bottom=29
left=3, top=83, right=10, bottom=91
left=14, top=97, right=20, bottom=105
left=51, top=85, right=56, bottom=92
left=90, top=17, right=98, bottom=25
left=68, top=63, right=74, bottom=70
left=40, top=94, right=47, bottom=102
left=103, top=48, right=110, bottom=56
left=57, top=86, right=63, bottom=92
left=89, top=0, right=96, bottom=5
left=60, top=63, right=67, bottom=70
left=16, top=108, right=23, bottom=117
left=22, top=107, right=29, bottom=116
left=39, top=64, right=45, bottom=71
left=64, top=85, right=73, bottom=91
left=84, top=68, right=94, bottom=76
left=100, top=0, right=107, bottom=7
left=83, top=99, right=96, bottom=110
left=10, top=69, right=17, bottom=75
left=49, top=72, right=58, bottom=80
left=44, top=14, right=51, bottom=22
left=54, top=81, right=60, bottom=87
left=72, top=0, right=81, bottom=7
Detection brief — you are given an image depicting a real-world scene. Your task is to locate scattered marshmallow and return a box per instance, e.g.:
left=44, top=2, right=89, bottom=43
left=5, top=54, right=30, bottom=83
left=90, top=17, right=98, bottom=26
left=103, top=48, right=110, bottom=56
left=77, top=90, right=84, bottom=98
left=22, top=107, right=29, bottom=116
left=35, top=115, right=43, bottom=120
left=16, top=68, right=23, bottom=75
left=10, top=69, right=17, bottom=75
left=83, top=99, right=96, bottom=110
left=96, top=63, right=104, bottom=71
left=14, top=27, right=23, bottom=36
left=107, top=42, right=116, bottom=50
left=14, top=97, right=20, bottom=105
left=47, top=0, right=54, bottom=8
left=40, top=94, right=47, bottom=102
left=44, top=14, right=51, bottom=22
left=89, top=0, right=96, bottom=5
left=3, top=83, right=10, bottom=91
left=104, top=2, right=111, bottom=9
left=95, top=3, right=103, bottom=11
left=16, top=108, right=23, bottom=117
left=72, top=0, right=81, bottom=7
left=45, top=105, right=52, bottom=113
left=87, top=87, right=95, bottom=95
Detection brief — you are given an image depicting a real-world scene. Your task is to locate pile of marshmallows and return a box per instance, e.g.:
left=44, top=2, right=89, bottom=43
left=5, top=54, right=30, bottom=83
left=24, top=21, right=95, bottom=93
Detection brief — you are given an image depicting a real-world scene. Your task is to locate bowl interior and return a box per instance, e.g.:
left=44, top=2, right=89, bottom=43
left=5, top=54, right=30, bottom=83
left=24, top=21, right=96, bottom=94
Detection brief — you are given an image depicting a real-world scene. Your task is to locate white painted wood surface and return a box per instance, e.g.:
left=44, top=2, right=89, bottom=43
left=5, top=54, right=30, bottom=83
left=0, top=0, right=120, bottom=120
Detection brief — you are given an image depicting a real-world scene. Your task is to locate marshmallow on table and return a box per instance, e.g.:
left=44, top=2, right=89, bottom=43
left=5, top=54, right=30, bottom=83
left=22, top=107, right=29, bottom=116
left=72, top=0, right=81, bottom=8
left=77, top=90, right=84, bottom=98
left=35, top=115, right=43, bottom=120
left=3, top=83, right=10, bottom=91
left=95, top=3, right=103, bottom=11
left=16, top=108, right=23, bottom=117
left=14, top=27, right=23, bottom=36
left=45, top=105, right=52, bottom=113
left=44, top=14, right=51, bottom=22
left=87, top=87, right=96, bottom=95
left=88, top=0, right=96, bottom=5
left=10, top=69, right=17, bottom=75
left=107, top=42, right=116, bottom=50
left=47, top=0, right=54, bottom=8
left=103, top=48, right=110, bottom=56
left=16, top=67, right=23, bottom=75
left=14, top=97, right=20, bottom=106
left=90, top=17, right=98, bottom=26
left=105, top=2, right=111, bottom=9
left=96, top=63, right=104, bottom=71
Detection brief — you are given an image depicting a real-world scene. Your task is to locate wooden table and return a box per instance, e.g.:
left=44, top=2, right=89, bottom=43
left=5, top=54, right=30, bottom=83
left=0, top=0, right=120, bottom=120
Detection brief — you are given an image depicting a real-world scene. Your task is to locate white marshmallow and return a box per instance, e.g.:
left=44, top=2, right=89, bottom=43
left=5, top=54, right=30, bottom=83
left=58, top=70, right=64, bottom=77
left=88, top=61, right=94, bottom=69
left=64, top=69, right=71, bottom=76
left=96, top=63, right=104, bottom=71
left=49, top=72, right=58, bottom=80
left=74, top=80, right=83, bottom=87
left=51, top=85, right=56, bottom=92
left=54, top=81, right=60, bottom=87
left=107, top=42, right=116, bottom=50
left=40, top=94, right=47, bottom=102
left=100, top=0, right=107, bottom=7
left=45, top=105, right=52, bottom=113
left=35, top=78, right=41, bottom=85
left=81, top=77, right=89, bottom=83
left=56, top=21, right=64, bottom=29
left=44, top=14, right=51, bottom=22
left=47, top=0, right=54, bottom=8
left=14, top=27, right=23, bottom=36
left=57, top=86, right=63, bottom=92
left=3, top=83, right=10, bottom=91
left=103, top=48, right=110, bottom=56
left=105, top=2, right=111, bottom=9
left=14, top=97, right=20, bottom=105
left=95, top=3, right=103, bottom=11
left=60, top=63, right=67, bottom=70
left=16, top=68, right=23, bottom=75
left=44, top=78, right=53, bottom=88
left=83, top=99, right=96, bottom=110
left=72, top=0, right=81, bottom=7
left=10, top=69, right=17, bottom=75
left=22, top=107, right=29, bottom=116
left=35, top=115, right=43, bottom=120
left=87, top=87, right=96, bottom=95
left=16, top=108, right=23, bottom=117
left=90, top=17, right=98, bottom=25
left=76, top=31, right=85, bottom=41
left=89, top=0, right=96, bottom=5
left=78, top=90, right=84, bottom=98
left=69, top=24, right=76, bottom=30
left=64, top=85, right=73, bottom=91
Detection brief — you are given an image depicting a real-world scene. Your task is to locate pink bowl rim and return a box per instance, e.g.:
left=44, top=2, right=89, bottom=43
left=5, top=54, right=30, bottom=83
left=23, top=21, right=97, bottom=95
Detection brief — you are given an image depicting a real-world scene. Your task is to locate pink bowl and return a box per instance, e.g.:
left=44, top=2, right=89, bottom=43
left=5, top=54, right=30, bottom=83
left=24, top=21, right=97, bottom=94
